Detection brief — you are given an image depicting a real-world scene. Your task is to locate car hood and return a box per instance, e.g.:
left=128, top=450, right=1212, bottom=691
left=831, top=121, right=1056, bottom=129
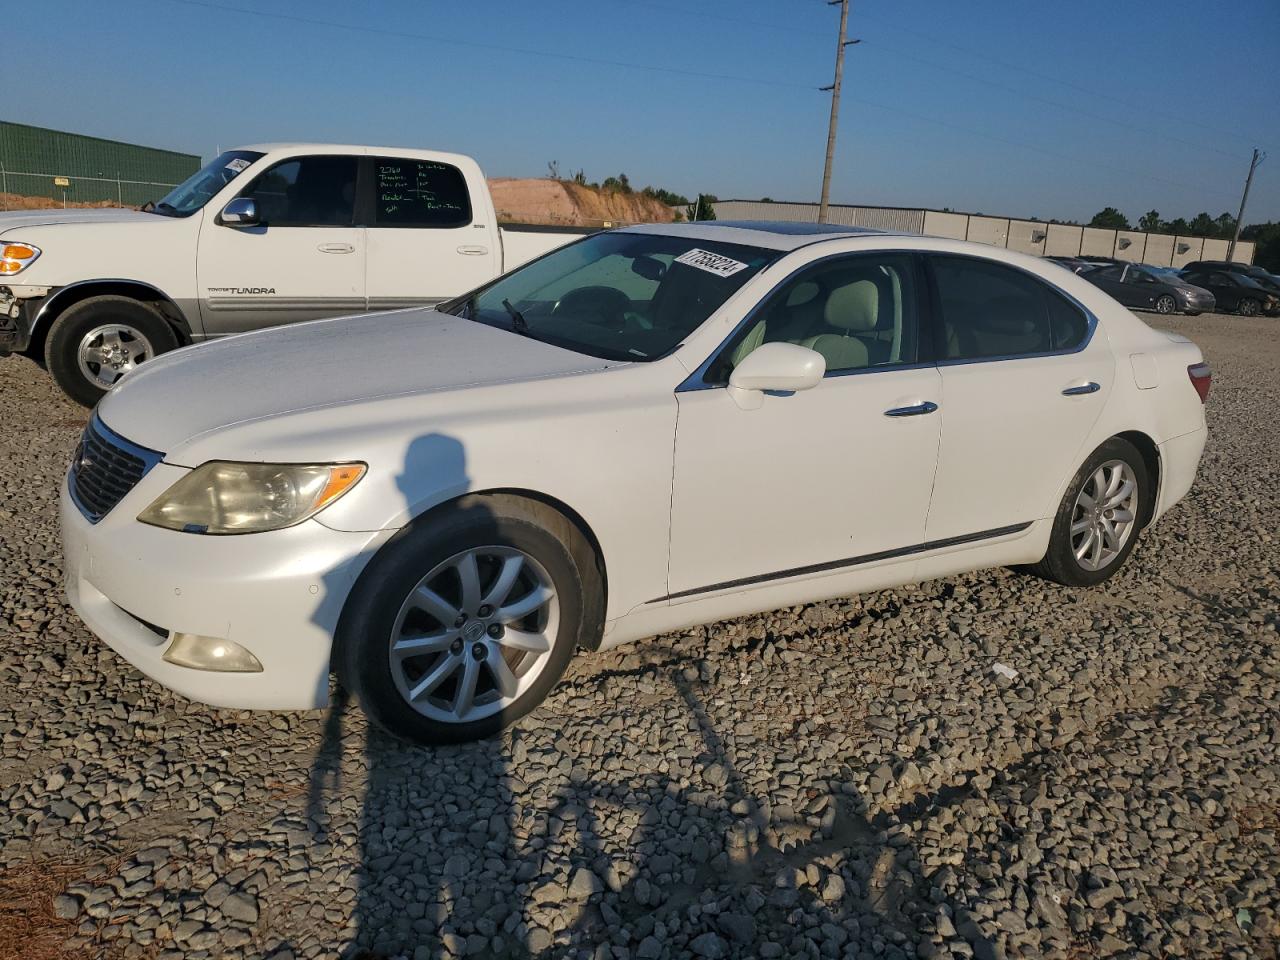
left=1171, top=282, right=1211, bottom=296
left=98, top=309, right=623, bottom=455
left=0, top=207, right=164, bottom=233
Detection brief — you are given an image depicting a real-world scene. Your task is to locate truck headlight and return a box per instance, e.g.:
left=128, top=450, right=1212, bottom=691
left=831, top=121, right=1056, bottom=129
left=0, top=242, right=41, bottom=275
left=138, top=461, right=365, bottom=534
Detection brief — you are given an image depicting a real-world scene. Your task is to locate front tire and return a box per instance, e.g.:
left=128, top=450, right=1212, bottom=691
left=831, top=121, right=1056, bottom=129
left=1237, top=297, right=1260, bottom=317
left=45, top=296, right=177, bottom=407
left=1154, top=294, right=1177, bottom=315
left=337, top=496, right=598, bottom=745
left=1031, top=437, right=1149, bottom=587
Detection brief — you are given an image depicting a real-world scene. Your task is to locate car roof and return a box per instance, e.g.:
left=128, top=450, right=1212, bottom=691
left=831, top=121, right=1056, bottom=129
left=619, top=220, right=899, bottom=251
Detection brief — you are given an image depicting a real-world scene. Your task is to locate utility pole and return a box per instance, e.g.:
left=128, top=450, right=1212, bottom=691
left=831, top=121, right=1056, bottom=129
left=818, top=0, right=857, bottom=223
left=1227, top=148, right=1265, bottom=263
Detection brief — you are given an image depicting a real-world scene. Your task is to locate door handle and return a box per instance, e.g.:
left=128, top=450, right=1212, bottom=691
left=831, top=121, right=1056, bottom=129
left=457, top=245, right=489, bottom=255
left=1061, top=382, right=1101, bottom=396
left=884, top=401, right=938, bottom=417
left=317, top=242, right=355, bottom=254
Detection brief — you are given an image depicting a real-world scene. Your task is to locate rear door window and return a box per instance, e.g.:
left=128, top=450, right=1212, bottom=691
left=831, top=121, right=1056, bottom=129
left=372, top=158, right=472, bottom=228
left=930, top=255, right=1090, bottom=359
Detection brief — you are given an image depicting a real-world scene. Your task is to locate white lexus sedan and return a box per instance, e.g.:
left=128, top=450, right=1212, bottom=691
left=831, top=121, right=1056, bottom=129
left=60, top=222, right=1210, bottom=744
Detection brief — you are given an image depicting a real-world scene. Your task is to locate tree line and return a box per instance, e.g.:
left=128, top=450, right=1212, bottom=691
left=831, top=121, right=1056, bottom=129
left=1087, top=206, right=1243, bottom=238
left=1088, top=207, right=1279, bottom=270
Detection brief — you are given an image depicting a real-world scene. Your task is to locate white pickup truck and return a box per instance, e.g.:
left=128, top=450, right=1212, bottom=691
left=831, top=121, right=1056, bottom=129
left=0, top=143, right=589, bottom=405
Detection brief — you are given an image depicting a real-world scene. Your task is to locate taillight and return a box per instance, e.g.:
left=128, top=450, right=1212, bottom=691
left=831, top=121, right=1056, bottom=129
left=1187, top=361, right=1211, bottom=403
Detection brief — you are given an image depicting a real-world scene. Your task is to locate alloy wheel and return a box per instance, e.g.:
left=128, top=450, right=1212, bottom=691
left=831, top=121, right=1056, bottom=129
left=388, top=546, right=559, bottom=724
left=77, top=324, right=154, bottom=388
left=1239, top=298, right=1259, bottom=317
left=1070, top=459, right=1138, bottom=572
left=1155, top=295, right=1176, bottom=314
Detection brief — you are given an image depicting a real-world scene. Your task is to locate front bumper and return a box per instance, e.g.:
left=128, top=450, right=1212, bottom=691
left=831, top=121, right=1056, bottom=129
left=60, top=469, right=391, bottom=710
left=1178, top=291, right=1216, bottom=313
left=0, top=285, right=46, bottom=355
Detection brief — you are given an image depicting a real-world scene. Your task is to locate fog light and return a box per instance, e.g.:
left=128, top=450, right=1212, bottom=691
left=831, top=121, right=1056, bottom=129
left=163, top=633, right=263, bottom=672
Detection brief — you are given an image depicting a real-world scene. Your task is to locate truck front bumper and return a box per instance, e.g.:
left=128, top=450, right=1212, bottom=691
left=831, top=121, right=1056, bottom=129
left=0, top=285, right=48, bottom=355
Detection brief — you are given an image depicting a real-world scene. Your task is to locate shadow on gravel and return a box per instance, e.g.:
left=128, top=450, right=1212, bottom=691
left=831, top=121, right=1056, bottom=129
left=297, top=434, right=1013, bottom=959
left=305, top=434, right=538, bottom=959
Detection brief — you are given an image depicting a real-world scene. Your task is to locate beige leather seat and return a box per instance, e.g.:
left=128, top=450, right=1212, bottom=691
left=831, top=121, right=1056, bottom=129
left=801, top=278, right=880, bottom=371
left=729, top=280, right=823, bottom=368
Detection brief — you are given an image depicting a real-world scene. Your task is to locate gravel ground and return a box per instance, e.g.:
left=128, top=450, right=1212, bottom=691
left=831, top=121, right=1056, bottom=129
left=0, top=312, right=1277, bottom=960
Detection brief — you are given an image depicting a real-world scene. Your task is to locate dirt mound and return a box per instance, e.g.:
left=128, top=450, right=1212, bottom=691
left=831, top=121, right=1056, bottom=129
left=488, top=179, right=676, bottom=227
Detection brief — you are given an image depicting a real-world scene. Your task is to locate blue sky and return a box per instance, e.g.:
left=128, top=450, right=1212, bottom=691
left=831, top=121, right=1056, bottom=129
left=12, top=0, right=1279, bottom=224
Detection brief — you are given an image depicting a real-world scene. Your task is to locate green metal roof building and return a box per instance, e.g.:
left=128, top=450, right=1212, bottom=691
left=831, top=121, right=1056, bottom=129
left=0, top=121, right=200, bottom=208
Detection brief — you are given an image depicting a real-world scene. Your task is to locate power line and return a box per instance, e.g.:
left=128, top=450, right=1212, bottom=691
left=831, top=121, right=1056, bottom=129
left=151, top=0, right=818, bottom=90
left=841, top=92, right=1243, bottom=207
left=605, top=0, right=1247, bottom=165
left=857, top=12, right=1273, bottom=152
left=855, top=44, right=1243, bottom=164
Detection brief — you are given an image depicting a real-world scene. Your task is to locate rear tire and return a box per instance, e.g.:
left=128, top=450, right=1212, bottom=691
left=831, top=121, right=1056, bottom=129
left=1030, top=437, right=1149, bottom=587
left=1237, top=297, right=1260, bottom=317
left=337, top=496, right=600, bottom=745
left=45, top=296, right=177, bottom=407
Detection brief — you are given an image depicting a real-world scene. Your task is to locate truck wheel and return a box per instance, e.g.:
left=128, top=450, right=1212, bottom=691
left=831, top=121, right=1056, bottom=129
left=45, top=296, right=178, bottom=407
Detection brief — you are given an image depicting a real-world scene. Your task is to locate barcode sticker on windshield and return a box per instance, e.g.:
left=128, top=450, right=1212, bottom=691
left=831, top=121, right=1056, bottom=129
left=674, top=248, right=749, bottom=277
left=225, top=158, right=250, bottom=172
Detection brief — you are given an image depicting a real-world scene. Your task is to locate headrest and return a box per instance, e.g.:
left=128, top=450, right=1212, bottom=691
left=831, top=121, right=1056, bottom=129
left=785, top=281, right=820, bottom=308
left=966, top=296, right=1041, bottom=337
left=824, top=278, right=879, bottom=332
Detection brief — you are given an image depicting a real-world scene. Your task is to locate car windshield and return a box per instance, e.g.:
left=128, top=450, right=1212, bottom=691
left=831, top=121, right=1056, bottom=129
left=1235, top=274, right=1265, bottom=289
left=150, top=150, right=264, bottom=217
left=442, top=232, right=776, bottom=362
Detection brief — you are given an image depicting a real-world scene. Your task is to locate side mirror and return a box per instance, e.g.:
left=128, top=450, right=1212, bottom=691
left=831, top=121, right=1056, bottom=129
left=220, top=197, right=259, bottom=227
left=727, top=342, right=825, bottom=410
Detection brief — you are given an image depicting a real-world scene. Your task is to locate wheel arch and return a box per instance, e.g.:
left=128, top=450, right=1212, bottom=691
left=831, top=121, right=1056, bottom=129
left=28, top=279, right=195, bottom=360
left=1114, top=429, right=1161, bottom=529
left=350, top=487, right=610, bottom=653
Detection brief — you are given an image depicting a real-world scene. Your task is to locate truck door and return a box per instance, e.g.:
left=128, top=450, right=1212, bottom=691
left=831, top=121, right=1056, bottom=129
left=197, top=154, right=366, bottom=334
left=363, top=156, right=501, bottom=311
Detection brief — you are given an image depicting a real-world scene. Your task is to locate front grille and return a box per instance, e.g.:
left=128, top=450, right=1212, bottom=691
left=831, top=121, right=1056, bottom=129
left=69, top=417, right=161, bottom=523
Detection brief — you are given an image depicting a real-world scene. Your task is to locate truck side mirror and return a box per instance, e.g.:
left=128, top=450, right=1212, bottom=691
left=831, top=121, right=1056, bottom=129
left=220, top=197, right=259, bottom=227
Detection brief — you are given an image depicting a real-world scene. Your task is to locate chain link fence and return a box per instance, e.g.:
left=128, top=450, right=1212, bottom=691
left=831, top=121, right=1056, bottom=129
left=0, top=168, right=180, bottom=210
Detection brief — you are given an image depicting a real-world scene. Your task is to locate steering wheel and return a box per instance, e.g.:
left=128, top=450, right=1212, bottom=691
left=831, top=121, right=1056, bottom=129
left=553, top=286, right=632, bottom=331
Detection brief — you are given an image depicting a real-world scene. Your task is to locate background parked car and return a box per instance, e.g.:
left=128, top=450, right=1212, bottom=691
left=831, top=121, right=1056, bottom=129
left=1084, top=262, right=1215, bottom=315
left=1179, top=268, right=1280, bottom=316
left=1046, top=255, right=1098, bottom=274
left=1181, top=260, right=1280, bottom=296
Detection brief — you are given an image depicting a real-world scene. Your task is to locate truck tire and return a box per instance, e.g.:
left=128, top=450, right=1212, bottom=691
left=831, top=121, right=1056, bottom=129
left=45, top=296, right=178, bottom=407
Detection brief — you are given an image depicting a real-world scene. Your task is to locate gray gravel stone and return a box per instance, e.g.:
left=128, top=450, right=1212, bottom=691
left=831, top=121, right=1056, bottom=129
left=1, top=313, right=1277, bottom=960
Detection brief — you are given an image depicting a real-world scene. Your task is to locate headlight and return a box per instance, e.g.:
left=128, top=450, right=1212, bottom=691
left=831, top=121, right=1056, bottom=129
left=138, top=461, right=365, bottom=534
left=0, top=242, right=41, bottom=275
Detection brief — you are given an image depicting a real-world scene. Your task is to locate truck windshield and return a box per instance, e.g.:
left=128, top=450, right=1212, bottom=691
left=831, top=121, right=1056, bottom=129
left=442, top=232, right=776, bottom=362
left=150, top=150, right=264, bottom=217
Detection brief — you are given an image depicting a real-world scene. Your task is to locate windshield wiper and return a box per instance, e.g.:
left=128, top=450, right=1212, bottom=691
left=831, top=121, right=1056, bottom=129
left=502, top=298, right=530, bottom=334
